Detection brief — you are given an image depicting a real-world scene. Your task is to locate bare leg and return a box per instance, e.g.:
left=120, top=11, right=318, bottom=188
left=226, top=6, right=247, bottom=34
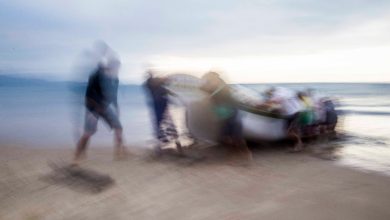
left=73, top=132, right=92, bottom=165
left=229, top=138, right=252, bottom=164
left=153, top=142, right=163, bottom=157
left=236, top=138, right=253, bottom=161
left=175, top=140, right=183, bottom=154
left=289, top=131, right=303, bottom=152
left=225, top=137, right=252, bottom=165
left=114, top=128, right=127, bottom=160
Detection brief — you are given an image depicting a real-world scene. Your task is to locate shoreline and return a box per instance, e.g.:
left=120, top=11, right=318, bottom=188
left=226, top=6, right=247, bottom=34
left=1, top=144, right=390, bottom=219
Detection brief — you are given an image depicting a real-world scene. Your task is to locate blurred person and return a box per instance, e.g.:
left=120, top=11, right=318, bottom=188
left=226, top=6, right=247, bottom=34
left=322, top=98, right=338, bottom=134
left=305, top=88, right=326, bottom=135
left=200, top=71, right=252, bottom=163
left=70, top=41, right=118, bottom=141
left=73, top=56, right=126, bottom=165
left=304, top=89, right=339, bottom=136
left=297, top=91, right=316, bottom=136
left=144, top=71, right=182, bottom=155
left=263, top=87, right=304, bottom=151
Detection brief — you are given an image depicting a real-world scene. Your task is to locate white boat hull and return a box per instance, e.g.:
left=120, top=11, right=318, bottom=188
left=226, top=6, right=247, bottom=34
left=240, top=110, right=287, bottom=141
left=186, top=99, right=288, bottom=143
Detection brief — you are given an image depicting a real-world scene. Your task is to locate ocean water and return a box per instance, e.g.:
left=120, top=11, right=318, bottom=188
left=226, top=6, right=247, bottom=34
left=1, top=80, right=390, bottom=175
left=0, top=83, right=155, bottom=148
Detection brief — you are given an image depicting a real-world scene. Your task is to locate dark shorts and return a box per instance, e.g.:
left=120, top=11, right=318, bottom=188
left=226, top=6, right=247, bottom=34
left=286, top=113, right=300, bottom=132
left=326, top=110, right=338, bottom=125
left=84, top=106, right=122, bottom=133
left=221, top=113, right=242, bottom=139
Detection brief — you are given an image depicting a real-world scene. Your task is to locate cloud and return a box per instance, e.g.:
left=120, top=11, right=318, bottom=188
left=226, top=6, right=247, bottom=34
left=1, top=0, right=390, bottom=82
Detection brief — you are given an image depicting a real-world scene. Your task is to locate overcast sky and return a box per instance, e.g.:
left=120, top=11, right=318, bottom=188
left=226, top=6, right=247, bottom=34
left=1, top=0, right=390, bottom=83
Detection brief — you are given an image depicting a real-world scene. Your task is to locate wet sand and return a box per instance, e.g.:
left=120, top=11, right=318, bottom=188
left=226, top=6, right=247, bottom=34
left=1, top=144, right=390, bottom=220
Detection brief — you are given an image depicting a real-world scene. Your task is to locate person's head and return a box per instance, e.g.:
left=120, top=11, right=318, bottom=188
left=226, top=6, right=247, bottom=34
left=201, top=71, right=220, bottom=81
left=105, top=59, right=121, bottom=78
left=200, top=71, right=224, bottom=91
left=297, top=91, right=307, bottom=100
left=264, top=87, right=276, bottom=99
left=145, top=69, right=156, bottom=79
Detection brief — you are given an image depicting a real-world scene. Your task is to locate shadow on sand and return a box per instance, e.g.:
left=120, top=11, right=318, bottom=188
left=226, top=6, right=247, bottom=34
left=41, top=163, right=114, bottom=194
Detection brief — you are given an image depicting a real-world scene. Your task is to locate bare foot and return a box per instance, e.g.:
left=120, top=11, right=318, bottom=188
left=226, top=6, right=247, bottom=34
left=289, top=143, right=304, bottom=153
left=175, top=140, right=183, bottom=155
left=72, top=152, right=86, bottom=166
left=228, top=157, right=252, bottom=167
left=114, top=146, right=129, bottom=160
left=153, top=145, right=163, bottom=157
left=70, top=159, right=81, bottom=167
left=227, top=151, right=253, bottom=167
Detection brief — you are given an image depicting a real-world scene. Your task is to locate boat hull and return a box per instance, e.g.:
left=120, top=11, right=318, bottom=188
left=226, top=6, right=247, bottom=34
left=186, top=99, right=288, bottom=143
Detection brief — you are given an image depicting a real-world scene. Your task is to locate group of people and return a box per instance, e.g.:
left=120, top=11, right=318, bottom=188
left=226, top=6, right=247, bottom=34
left=72, top=42, right=337, bottom=165
left=71, top=45, right=253, bottom=165
left=72, top=58, right=252, bottom=165
left=260, top=87, right=338, bottom=151
left=72, top=45, right=186, bottom=165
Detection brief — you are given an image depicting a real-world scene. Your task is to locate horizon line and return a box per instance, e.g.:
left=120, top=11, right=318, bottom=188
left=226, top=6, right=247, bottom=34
left=1, top=74, right=390, bottom=85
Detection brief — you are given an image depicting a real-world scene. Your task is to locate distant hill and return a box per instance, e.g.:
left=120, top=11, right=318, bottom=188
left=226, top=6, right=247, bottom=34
left=0, top=74, right=140, bottom=88
left=0, top=75, right=77, bottom=87
left=0, top=75, right=57, bottom=87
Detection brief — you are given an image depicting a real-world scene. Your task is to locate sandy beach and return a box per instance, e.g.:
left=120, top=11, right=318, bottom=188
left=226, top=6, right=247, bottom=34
left=2, top=0, right=390, bottom=218
left=1, top=144, right=390, bottom=220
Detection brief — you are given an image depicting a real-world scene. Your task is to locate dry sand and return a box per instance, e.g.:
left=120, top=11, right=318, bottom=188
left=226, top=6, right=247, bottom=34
left=1, top=144, right=390, bottom=220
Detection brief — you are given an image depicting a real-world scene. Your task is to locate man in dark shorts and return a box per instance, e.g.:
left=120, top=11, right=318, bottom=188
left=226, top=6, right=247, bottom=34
left=73, top=59, right=126, bottom=164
